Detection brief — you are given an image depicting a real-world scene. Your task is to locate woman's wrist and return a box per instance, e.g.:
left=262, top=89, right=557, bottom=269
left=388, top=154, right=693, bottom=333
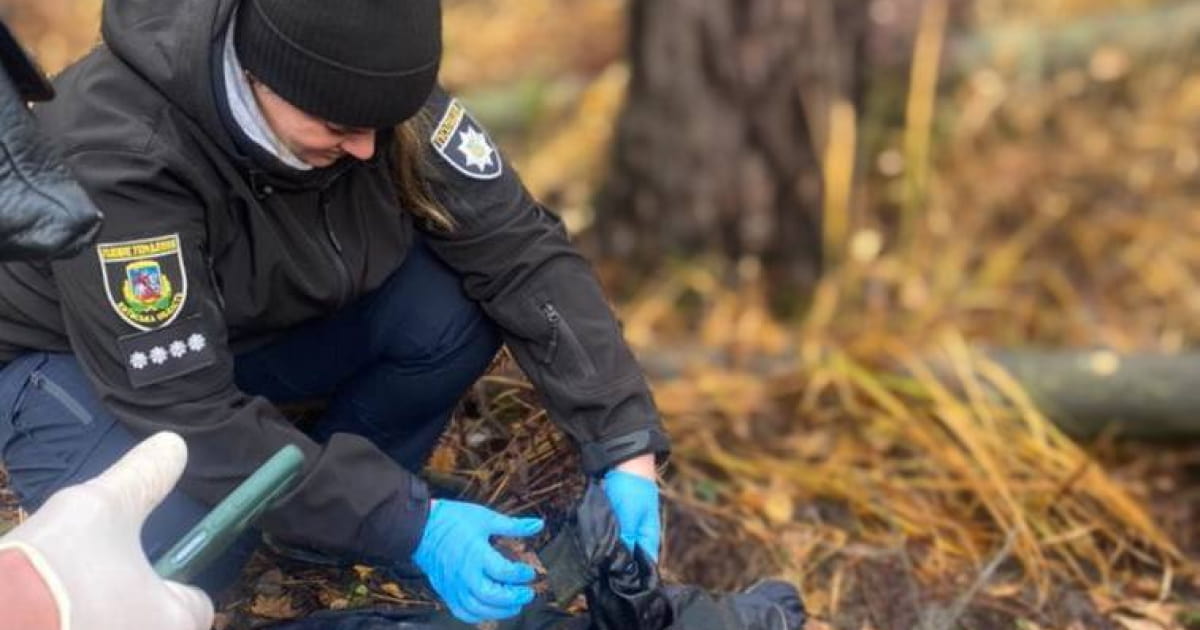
left=0, top=544, right=63, bottom=630
left=612, top=452, right=657, bottom=481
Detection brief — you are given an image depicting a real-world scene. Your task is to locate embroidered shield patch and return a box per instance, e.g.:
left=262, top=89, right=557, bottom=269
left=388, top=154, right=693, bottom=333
left=430, top=98, right=503, bottom=180
left=97, top=234, right=187, bottom=331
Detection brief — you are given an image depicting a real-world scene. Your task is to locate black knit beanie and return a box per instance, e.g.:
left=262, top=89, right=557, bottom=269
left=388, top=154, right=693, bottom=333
left=234, top=0, right=442, bottom=129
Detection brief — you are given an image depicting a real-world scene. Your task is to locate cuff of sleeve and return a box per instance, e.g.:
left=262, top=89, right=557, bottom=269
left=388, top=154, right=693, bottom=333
left=580, top=427, right=671, bottom=476
left=356, top=475, right=432, bottom=565
left=0, top=541, right=70, bottom=629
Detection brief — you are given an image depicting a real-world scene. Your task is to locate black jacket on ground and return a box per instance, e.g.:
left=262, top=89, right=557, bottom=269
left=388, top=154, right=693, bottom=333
left=0, top=0, right=667, bottom=565
left=260, top=484, right=806, bottom=630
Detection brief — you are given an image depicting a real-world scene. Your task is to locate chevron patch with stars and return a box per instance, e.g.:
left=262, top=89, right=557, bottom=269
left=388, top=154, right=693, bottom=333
left=116, top=314, right=216, bottom=388
left=430, top=98, right=503, bottom=180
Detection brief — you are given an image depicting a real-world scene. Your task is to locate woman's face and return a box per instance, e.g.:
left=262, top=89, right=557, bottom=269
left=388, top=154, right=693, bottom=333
left=249, top=76, right=377, bottom=167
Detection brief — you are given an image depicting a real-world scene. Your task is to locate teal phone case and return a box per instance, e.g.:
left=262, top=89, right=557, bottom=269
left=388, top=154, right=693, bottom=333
left=153, top=444, right=305, bottom=582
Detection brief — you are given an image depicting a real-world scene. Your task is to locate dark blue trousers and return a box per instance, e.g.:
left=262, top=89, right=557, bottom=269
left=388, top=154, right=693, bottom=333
left=0, top=240, right=501, bottom=594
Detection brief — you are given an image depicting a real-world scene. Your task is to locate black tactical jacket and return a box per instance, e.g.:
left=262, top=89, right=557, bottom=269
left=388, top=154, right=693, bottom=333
left=0, top=0, right=667, bottom=564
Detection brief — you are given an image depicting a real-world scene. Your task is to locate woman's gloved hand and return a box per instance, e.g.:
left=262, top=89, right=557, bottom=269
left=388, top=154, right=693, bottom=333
left=0, top=432, right=214, bottom=630
left=602, top=456, right=661, bottom=562
left=411, top=499, right=544, bottom=624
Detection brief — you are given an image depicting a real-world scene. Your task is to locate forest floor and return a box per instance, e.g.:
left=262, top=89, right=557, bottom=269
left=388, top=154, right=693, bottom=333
left=5, top=0, right=1200, bottom=628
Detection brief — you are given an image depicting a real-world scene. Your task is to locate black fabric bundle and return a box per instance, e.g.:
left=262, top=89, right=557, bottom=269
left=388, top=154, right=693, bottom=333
left=265, top=483, right=805, bottom=630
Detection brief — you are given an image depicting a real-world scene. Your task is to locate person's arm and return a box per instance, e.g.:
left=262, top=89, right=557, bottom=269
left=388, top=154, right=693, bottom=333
left=414, top=88, right=668, bottom=559
left=48, top=146, right=430, bottom=566
left=0, top=433, right=212, bottom=630
left=415, top=87, right=670, bottom=474
left=0, top=545, right=61, bottom=630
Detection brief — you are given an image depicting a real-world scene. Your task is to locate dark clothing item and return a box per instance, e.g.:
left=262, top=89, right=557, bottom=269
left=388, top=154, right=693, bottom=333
left=231, top=238, right=502, bottom=467
left=0, top=352, right=260, bottom=594
left=265, top=604, right=575, bottom=630
left=0, top=0, right=667, bottom=568
left=0, top=239, right=500, bottom=592
left=235, top=0, right=442, bottom=128
left=261, top=484, right=807, bottom=630
left=539, top=483, right=804, bottom=630
left=0, top=21, right=54, bottom=101
left=0, top=22, right=101, bottom=261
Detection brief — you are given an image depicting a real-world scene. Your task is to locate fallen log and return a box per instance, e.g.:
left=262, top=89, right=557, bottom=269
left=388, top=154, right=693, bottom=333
left=638, top=344, right=1200, bottom=440
left=980, top=350, right=1200, bottom=440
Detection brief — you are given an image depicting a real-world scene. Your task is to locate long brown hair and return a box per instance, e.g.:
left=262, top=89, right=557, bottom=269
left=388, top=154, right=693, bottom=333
left=392, top=112, right=457, bottom=232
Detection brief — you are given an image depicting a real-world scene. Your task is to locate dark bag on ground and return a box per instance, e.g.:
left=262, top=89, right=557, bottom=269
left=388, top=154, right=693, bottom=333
left=265, top=483, right=805, bottom=630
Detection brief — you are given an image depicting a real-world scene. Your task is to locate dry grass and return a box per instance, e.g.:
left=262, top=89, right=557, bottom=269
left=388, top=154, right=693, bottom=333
left=611, top=15, right=1200, bottom=627
left=5, top=0, right=1200, bottom=627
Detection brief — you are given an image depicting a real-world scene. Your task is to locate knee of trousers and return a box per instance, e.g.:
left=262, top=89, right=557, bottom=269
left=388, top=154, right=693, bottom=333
left=369, top=249, right=504, bottom=368
left=382, top=305, right=502, bottom=375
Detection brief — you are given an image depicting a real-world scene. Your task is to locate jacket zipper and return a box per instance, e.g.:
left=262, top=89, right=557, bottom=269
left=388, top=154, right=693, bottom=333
left=204, top=250, right=226, bottom=311
left=540, top=302, right=598, bottom=377
left=30, top=371, right=93, bottom=425
left=320, top=194, right=353, bottom=309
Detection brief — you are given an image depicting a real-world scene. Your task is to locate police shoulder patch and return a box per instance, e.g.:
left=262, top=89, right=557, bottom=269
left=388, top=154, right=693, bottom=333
left=117, top=314, right=216, bottom=388
left=96, top=234, right=188, bottom=331
left=430, top=98, right=503, bottom=180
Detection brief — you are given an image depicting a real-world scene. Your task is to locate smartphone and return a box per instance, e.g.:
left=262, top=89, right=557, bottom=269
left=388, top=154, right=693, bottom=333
left=153, top=444, right=305, bottom=582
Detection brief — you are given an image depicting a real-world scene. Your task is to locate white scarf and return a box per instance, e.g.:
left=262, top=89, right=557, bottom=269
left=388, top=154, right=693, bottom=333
left=221, top=12, right=312, bottom=171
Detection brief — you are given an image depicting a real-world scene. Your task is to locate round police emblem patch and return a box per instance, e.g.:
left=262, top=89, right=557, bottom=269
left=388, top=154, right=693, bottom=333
left=96, top=234, right=188, bottom=331
left=430, top=98, right=503, bottom=180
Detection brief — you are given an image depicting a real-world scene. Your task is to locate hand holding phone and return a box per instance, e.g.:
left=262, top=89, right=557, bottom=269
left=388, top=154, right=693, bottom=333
left=0, top=432, right=214, bottom=630
left=154, top=444, right=305, bottom=582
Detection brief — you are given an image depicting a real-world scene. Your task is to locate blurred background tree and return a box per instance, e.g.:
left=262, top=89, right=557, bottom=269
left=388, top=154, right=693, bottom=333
left=8, top=1, right=1200, bottom=628
left=593, top=1, right=870, bottom=300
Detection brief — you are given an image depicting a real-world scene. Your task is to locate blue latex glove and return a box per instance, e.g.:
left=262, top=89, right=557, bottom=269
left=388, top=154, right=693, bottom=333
left=412, top=500, right=544, bottom=623
left=602, top=469, right=661, bottom=562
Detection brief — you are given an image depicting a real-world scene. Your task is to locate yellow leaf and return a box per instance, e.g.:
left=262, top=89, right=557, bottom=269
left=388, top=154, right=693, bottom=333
left=1112, top=614, right=1163, bottom=630
left=984, top=581, right=1022, bottom=598
left=249, top=594, right=298, bottom=620
left=762, top=491, right=795, bottom=526
left=352, top=564, right=374, bottom=581
left=427, top=443, right=458, bottom=473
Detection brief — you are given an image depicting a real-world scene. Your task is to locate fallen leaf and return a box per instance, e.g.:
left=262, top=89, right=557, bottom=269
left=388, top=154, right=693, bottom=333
left=253, top=568, right=284, bottom=597
left=984, top=581, right=1023, bottom=598
left=1112, top=613, right=1167, bottom=630
left=762, top=490, right=794, bottom=525
left=380, top=582, right=405, bottom=599
left=249, top=594, right=298, bottom=620
left=428, top=443, right=458, bottom=473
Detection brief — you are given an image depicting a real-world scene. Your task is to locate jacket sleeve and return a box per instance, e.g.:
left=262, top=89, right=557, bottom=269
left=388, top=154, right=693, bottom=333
left=49, top=147, right=429, bottom=564
left=415, top=87, right=669, bottom=475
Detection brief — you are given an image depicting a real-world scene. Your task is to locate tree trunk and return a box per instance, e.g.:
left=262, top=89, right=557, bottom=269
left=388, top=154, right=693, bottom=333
left=593, top=0, right=869, bottom=296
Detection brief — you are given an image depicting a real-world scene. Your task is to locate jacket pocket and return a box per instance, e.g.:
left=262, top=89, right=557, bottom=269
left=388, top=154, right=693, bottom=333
left=539, top=301, right=598, bottom=380
left=30, top=370, right=94, bottom=426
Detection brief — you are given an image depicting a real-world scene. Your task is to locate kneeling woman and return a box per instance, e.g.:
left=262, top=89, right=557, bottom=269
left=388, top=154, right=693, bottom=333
left=0, top=0, right=667, bottom=624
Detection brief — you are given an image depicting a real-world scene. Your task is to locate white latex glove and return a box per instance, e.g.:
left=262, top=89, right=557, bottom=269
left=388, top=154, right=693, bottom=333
left=0, top=432, right=214, bottom=630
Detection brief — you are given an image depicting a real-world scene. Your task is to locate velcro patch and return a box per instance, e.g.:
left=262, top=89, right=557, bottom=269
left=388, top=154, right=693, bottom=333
left=430, top=99, right=503, bottom=180
left=97, top=234, right=188, bottom=331
left=117, top=315, right=216, bottom=388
